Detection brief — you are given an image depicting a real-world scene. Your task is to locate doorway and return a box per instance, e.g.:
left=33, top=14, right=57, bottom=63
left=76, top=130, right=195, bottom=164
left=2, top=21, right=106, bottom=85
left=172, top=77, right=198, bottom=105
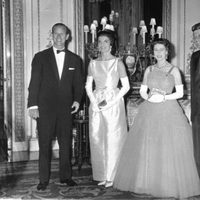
left=143, top=0, right=163, bottom=29
left=0, top=0, right=6, bottom=162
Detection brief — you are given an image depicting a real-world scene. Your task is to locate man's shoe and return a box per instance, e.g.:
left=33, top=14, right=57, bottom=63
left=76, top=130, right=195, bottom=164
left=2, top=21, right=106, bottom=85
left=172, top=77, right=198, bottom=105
left=60, top=179, right=77, bottom=186
left=37, top=182, right=48, bottom=191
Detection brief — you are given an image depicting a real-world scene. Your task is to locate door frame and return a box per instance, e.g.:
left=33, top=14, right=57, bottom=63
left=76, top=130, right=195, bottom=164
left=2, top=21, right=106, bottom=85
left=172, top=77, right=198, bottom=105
left=1, top=0, right=12, bottom=161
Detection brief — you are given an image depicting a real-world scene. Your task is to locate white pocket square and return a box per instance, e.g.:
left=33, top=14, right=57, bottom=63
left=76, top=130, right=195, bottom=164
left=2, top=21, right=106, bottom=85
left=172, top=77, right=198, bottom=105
left=68, top=67, right=75, bottom=70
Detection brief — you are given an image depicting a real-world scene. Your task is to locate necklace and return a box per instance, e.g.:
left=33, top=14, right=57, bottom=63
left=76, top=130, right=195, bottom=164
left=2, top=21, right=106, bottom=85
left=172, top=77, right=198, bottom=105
left=156, top=61, right=169, bottom=69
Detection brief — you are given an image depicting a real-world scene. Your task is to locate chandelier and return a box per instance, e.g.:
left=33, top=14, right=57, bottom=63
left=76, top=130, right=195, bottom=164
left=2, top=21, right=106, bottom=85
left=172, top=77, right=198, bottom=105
left=84, top=10, right=119, bottom=59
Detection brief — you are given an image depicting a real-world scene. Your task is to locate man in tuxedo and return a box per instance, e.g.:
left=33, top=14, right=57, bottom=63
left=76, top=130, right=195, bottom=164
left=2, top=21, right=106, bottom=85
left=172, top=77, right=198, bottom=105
left=190, top=22, right=200, bottom=176
left=28, top=23, right=84, bottom=190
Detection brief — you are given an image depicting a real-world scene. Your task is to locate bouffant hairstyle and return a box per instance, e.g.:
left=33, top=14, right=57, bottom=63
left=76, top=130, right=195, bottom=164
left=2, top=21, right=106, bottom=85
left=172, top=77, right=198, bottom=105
left=151, top=38, right=171, bottom=61
left=97, top=30, right=117, bottom=55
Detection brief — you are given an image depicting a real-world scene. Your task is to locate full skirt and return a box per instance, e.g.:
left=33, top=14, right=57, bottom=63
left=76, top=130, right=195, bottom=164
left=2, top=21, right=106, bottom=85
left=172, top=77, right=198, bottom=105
left=113, top=100, right=200, bottom=199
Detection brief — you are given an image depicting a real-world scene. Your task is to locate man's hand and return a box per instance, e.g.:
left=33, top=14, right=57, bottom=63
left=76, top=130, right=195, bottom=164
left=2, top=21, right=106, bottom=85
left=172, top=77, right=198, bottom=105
left=28, top=108, right=39, bottom=119
left=71, top=101, right=80, bottom=114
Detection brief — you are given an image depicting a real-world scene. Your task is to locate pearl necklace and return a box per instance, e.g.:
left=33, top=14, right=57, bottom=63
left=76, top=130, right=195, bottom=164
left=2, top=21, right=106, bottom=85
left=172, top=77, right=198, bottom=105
left=156, top=61, right=169, bottom=69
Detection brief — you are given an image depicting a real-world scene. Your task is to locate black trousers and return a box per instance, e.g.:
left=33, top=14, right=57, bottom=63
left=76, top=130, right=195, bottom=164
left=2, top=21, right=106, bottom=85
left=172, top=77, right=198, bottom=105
left=37, top=113, right=72, bottom=183
left=192, top=115, right=200, bottom=177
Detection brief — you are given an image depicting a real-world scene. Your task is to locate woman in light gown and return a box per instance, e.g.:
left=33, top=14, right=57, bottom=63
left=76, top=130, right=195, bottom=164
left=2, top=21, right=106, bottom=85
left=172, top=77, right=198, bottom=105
left=85, top=29, right=130, bottom=188
left=113, top=38, right=200, bottom=199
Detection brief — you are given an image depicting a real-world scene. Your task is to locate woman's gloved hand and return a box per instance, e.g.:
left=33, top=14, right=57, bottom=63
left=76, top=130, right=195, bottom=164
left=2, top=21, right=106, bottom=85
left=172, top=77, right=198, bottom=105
left=98, top=100, right=115, bottom=111
left=148, top=93, right=165, bottom=103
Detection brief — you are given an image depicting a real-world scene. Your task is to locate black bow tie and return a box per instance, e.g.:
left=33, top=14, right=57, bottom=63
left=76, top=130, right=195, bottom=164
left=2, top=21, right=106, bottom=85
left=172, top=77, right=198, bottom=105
left=56, top=49, right=65, bottom=54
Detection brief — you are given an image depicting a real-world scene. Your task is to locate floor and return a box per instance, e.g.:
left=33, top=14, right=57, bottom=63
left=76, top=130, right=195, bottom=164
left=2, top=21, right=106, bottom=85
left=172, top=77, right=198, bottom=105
left=0, top=159, right=200, bottom=200
left=0, top=159, right=136, bottom=199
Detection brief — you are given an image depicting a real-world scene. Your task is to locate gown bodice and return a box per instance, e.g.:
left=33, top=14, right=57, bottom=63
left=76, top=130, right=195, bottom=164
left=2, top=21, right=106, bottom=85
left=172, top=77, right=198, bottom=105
left=147, top=67, right=175, bottom=94
left=90, top=58, right=119, bottom=90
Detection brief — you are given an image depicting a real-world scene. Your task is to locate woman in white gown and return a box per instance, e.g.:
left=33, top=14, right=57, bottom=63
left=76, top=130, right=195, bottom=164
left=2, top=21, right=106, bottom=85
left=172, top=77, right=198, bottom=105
left=113, top=38, right=200, bottom=199
left=85, top=28, right=130, bottom=188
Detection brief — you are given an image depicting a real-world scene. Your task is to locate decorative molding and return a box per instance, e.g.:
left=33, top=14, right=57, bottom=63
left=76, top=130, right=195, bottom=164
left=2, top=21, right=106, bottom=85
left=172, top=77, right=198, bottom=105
left=37, top=0, right=40, bottom=50
left=183, top=0, right=187, bottom=74
left=12, top=0, right=25, bottom=142
left=2, top=0, right=12, bottom=143
left=60, top=0, right=63, bottom=22
left=185, top=1, right=200, bottom=76
left=183, top=0, right=191, bottom=97
left=74, top=0, right=84, bottom=59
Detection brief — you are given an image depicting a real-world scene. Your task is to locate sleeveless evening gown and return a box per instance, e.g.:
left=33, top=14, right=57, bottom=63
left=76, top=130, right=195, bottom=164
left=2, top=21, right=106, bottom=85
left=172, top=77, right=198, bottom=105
left=89, top=58, right=128, bottom=182
left=113, top=65, right=200, bottom=199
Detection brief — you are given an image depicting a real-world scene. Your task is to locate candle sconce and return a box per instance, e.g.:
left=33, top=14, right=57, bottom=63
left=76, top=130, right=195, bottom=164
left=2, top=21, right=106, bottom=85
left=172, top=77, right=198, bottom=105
left=120, top=36, right=156, bottom=88
left=84, top=10, right=119, bottom=60
left=118, top=18, right=163, bottom=93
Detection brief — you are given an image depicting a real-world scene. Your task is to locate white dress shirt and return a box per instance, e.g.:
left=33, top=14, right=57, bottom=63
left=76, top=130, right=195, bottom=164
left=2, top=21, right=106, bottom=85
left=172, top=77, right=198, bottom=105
left=53, top=47, right=65, bottom=79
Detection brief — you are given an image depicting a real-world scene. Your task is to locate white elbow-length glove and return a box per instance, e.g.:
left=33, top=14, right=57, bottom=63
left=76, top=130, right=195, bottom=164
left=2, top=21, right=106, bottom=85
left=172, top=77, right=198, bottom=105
left=143, top=84, right=184, bottom=103
left=140, top=84, right=148, bottom=100
left=149, top=85, right=183, bottom=103
left=99, top=77, right=130, bottom=111
left=165, top=84, right=184, bottom=100
left=85, top=76, right=100, bottom=112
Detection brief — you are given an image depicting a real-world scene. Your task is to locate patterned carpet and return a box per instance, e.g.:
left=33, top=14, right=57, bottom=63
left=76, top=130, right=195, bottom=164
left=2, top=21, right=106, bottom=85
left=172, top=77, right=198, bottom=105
left=0, top=160, right=200, bottom=200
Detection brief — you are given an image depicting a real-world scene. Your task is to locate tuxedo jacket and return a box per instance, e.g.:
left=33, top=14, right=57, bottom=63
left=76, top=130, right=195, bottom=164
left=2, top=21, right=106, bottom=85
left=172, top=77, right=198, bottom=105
left=190, top=50, right=200, bottom=121
left=28, top=47, right=84, bottom=116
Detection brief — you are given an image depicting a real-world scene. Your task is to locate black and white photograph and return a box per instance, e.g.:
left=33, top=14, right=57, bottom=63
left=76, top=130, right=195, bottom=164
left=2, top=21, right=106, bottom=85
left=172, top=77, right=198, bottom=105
left=0, top=0, right=200, bottom=199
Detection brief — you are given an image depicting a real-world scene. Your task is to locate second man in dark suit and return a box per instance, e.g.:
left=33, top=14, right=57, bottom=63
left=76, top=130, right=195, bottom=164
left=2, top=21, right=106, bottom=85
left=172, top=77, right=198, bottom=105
left=190, top=22, right=200, bottom=177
